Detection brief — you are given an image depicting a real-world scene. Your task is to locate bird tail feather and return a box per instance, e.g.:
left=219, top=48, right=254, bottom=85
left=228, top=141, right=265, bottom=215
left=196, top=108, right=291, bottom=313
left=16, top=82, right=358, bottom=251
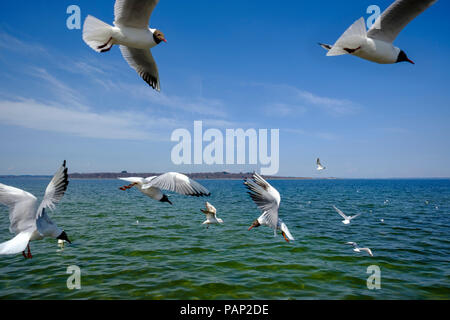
left=82, top=15, right=114, bottom=53
left=327, top=17, right=367, bottom=56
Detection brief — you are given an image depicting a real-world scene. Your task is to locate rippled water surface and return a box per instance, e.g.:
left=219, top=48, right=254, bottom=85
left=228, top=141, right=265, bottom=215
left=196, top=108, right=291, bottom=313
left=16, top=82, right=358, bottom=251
left=0, top=178, right=449, bottom=300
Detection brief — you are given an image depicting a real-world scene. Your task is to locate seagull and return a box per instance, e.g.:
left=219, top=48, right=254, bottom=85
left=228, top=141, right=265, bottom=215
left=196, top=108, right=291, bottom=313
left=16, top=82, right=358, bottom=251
left=346, top=242, right=374, bottom=257
left=119, top=172, right=211, bottom=204
left=201, top=202, right=223, bottom=228
left=333, top=205, right=361, bottom=225
left=244, top=173, right=294, bottom=242
left=317, top=158, right=326, bottom=171
left=0, top=161, right=71, bottom=259
left=319, top=0, right=437, bottom=64
left=82, top=0, right=166, bottom=91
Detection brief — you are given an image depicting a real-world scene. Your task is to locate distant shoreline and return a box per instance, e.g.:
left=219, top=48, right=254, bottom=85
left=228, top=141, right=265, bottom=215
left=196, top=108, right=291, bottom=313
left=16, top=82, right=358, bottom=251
left=0, top=172, right=336, bottom=180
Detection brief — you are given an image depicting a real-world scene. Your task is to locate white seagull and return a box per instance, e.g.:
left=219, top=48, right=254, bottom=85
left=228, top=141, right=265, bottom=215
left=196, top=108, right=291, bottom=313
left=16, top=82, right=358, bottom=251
left=0, top=161, right=71, bottom=259
left=245, top=173, right=294, bottom=242
left=346, top=242, right=374, bottom=257
left=201, top=202, right=223, bottom=228
left=319, top=0, right=437, bottom=64
left=119, top=172, right=211, bottom=204
left=82, top=0, right=166, bottom=91
left=317, top=158, right=326, bottom=171
left=333, top=205, right=361, bottom=225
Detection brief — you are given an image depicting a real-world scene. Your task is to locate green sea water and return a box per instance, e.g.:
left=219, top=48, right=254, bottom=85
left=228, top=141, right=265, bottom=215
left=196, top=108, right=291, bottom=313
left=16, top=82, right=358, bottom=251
left=0, top=178, right=449, bottom=300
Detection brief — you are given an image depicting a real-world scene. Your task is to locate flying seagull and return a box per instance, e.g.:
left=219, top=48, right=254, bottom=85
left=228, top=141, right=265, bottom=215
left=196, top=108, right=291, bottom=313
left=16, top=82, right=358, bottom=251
left=201, top=202, right=223, bottom=228
left=346, top=242, right=374, bottom=257
left=119, top=172, right=211, bottom=204
left=333, top=205, right=361, bottom=225
left=319, top=0, right=437, bottom=64
left=0, top=161, right=71, bottom=259
left=245, top=173, right=294, bottom=242
left=82, top=0, right=166, bottom=91
left=317, top=158, right=326, bottom=171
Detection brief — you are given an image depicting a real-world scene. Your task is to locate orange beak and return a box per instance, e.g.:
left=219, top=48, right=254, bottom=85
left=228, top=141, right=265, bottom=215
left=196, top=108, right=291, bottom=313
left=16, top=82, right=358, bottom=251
left=248, top=225, right=254, bottom=231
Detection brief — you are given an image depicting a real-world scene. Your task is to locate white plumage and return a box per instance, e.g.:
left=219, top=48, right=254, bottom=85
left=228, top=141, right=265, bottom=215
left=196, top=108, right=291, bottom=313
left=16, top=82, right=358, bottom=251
left=244, top=173, right=294, bottom=242
left=201, top=202, right=223, bottom=227
left=346, top=242, right=374, bottom=257
left=316, top=158, right=326, bottom=171
left=119, top=172, right=211, bottom=205
left=0, top=161, right=70, bottom=259
left=333, top=206, right=361, bottom=225
left=82, top=0, right=165, bottom=91
left=320, top=0, right=437, bottom=64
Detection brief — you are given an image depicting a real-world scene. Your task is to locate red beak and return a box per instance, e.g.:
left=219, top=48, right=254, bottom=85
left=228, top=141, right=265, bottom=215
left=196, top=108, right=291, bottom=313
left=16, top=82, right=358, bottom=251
left=163, top=39, right=167, bottom=43
left=407, top=58, right=415, bottom=65
left=248, top=225, right=254, bottom=231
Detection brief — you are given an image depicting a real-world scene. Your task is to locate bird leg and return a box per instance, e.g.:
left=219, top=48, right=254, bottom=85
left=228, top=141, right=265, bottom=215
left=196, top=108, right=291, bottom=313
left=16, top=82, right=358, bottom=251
left=282, top=232, right=290, bottom=243
left=119, top=183, right=137, bottom=191
left=97, top=37, right=113, bottom=52
left=26, top=244, right=32, bottom=259
left=22, top=251, right=27, bottom=259
left=344, top=46, right=361, bottom=54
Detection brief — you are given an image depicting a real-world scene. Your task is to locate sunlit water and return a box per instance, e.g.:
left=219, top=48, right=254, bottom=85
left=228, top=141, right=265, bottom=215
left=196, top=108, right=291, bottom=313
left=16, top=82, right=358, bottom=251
left=0, top=178, right=449, bottom=300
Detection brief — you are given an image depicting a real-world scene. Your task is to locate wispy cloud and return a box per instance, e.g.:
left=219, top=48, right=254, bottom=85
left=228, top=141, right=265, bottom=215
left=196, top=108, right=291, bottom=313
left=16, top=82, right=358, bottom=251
left=0, top=31, right=48, bottom=55
left=264, top=103, right=307, bottom=117
left=0, top=98, right=180, bottom=141
left=284, top=128, right=338, bottom=141
left=249, top=83, right=360, bottom=116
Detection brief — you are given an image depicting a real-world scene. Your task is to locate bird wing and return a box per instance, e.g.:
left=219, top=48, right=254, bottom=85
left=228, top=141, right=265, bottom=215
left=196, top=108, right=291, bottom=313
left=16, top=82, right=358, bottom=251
left=0, top=230, right=34, bottom=255
left=317, top=158, right=322, bottom=166
left=244, top=173, right=280, bottom=230
left=142, top=172, right=211, bottom=197
left=35, top=161, right=69, bottom=237
left=120, top=46, right=160, bottom=91
left=280, top=221, right=295, bottom=241
left=367, top=0, right=437, bottom=43
left=333, top=205, right=349, bottom=220
left=114, top=0, right=160, bottom=28
left=204, top=202, right=216, bottom=214
left=349, top=213, right=361, bottom=220
left=119, top=177, right=147, bottom=184
left=346, top=242, right=358, bottom=247
left=36, top=161, right=69, bottom=216
left=0, top=183, right=37, bottom=234
left=360, top=248, right=374, bottom=256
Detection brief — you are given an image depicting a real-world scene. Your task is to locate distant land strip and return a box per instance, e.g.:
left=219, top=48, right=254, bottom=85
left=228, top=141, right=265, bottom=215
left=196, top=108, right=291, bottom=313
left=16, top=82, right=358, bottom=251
left=1, top=172, right=337, bottom=180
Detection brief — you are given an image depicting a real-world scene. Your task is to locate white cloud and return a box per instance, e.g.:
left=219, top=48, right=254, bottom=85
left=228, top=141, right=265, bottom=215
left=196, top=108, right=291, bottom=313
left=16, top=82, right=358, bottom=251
left=249, top=83, right=360, bottom=116
left=0, top=98, right=180, bottom=141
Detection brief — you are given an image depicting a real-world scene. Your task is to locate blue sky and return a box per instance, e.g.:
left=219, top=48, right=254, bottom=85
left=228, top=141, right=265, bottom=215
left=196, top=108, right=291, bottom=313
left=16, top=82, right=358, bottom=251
left=0, top=0, right=449, bottom=178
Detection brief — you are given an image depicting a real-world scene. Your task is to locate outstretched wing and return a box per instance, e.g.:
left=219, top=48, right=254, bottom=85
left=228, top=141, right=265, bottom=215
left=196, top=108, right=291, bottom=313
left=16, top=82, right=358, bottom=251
left=0, top=183, right=37, bottom=234
left=333, top=205, right=348, bottom=220
left=120, top=46, right=160, bottom=91
left=349, top=213, right=361, bottom=220
left=114, top=0, right=160, bottom=28
left=37, top=161, right=69, bottom=217
left=360, top=248, right=374, bottom=256
left=244, top=173, right=280, bottom=230
left=119, top=177, right=147, bottom=184
left=367, top=0, right=437, bottom=43
left=142, top=172, right=211, bottom=197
